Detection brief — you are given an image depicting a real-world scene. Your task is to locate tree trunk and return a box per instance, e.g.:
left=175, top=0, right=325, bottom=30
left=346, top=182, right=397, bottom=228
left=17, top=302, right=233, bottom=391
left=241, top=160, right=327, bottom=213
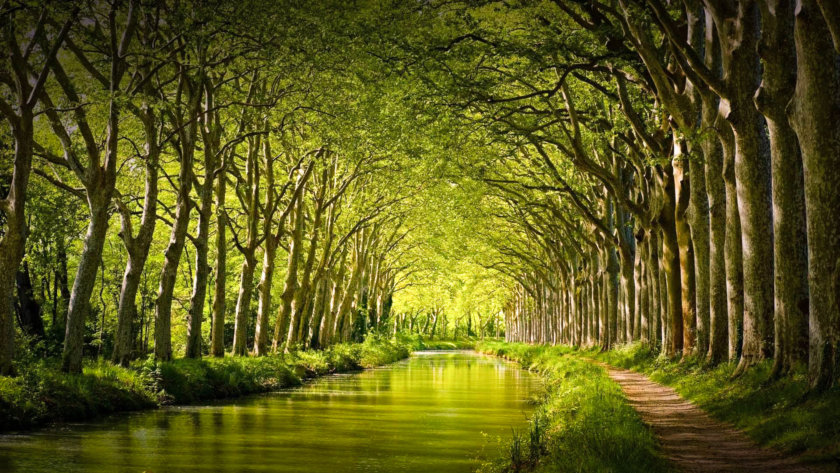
left=689, top=141, right=711, bottom=356
left=15, top=261, right=45, bottom=339
left=702, top=78, right=729, bottom=362
left=0, top=115, right=33, bottom=375
left=231, top=256, right=256, bottom=356
left=114, top=250, right=143, bottom=366
left=289, top=195, right=325, bottom=347
left=154, top=187, right=191, bottom=361
left=311, top=275, right=331, bottom=349
left=113, top=110, right=158, bottom=366
left=648, top=230, right=662, bottom=347
left=790, top=0, right=840, bottom=390
left=658, top=164, right=683, bottom=356
left=755, top=0, right=809, bottom=376
left=718, top=122, right=745, bottom=361
left=308, top=276, right=329, bottom=348
left=320, top=249, right=348, bottom=347
left=254, top=234, right=277, bottom=356
left=210, top=168, right=227, bottom=357
left=712, top=1, right=775, bottom=372
left=638, top=233, right=649, bottom=342
left=274, top=196, right=304, bottom=352
left=617, top=205, right=637, bottom=343
left=674, top=139, right=697, bottom=355
left=63, top=198, right=111, bottom=372
left=185, top=187, right=212, bottom=358
left=232, top=136, right=262, bottom=356
left=635, top=229, right=645, bottom=341
left=659, top=246, right=670, bottom=345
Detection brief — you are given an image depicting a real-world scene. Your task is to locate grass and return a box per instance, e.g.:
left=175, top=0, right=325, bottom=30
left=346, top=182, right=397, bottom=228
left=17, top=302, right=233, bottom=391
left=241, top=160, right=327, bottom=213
left=583, top=342, right=840, bottom=466
left=476, top=341, right=671, bottom=473
left=0, top=336, right=410, bottom=431
left=0, top=358, right=157, bottom=430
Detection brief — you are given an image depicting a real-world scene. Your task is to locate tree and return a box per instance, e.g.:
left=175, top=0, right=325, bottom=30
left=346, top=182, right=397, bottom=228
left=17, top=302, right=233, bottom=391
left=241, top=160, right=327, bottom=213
left=0, top=2, right=73, bottom=374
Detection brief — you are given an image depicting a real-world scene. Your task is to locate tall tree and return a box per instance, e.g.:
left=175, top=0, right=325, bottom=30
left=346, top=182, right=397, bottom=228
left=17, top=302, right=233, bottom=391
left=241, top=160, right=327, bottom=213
left=0, top=4, right=73, bottom=374
left=36, top=0, right=138, bottom=372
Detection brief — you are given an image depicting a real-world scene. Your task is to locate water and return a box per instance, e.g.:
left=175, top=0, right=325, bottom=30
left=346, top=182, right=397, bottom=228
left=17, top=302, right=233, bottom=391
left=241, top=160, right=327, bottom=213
left=0, top=351, right=540, bottom=473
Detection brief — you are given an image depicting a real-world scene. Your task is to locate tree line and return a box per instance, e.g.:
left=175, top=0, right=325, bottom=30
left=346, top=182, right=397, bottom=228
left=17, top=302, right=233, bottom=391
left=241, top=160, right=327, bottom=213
left=2, top=0, right=838, bottom=393
left=0, top=0, right=423, bottom=374
left=408, top=0, right=839, bottom=390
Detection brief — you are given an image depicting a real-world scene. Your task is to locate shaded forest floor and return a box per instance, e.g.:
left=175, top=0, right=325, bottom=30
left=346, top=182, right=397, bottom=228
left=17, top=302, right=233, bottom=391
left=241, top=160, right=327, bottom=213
left=0, top=336, right=411, bottom=432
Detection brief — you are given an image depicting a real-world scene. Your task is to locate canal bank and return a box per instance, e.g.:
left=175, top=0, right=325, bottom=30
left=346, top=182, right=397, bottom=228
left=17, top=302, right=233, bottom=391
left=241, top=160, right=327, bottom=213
left=0, top=337, right=410, bottom=432
left=475, top=341, right=670, bottom=473
left=0, top=350, right=538, bottom=473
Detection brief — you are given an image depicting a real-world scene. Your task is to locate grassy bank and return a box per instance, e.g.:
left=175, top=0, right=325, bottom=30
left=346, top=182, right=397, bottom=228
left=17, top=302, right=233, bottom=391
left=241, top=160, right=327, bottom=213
left=476, top=341, right=670, bottom=473
left=0, top=337, right=410, bottom=432
left=585, top=343, right=840, bottom=466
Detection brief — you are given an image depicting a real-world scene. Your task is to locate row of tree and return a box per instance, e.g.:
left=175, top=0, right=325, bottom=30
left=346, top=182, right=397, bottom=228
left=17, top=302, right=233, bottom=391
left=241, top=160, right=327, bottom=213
left=0, top=0, right=420, bottom=374
left=4, top=0, right=838, bottom=392
left=410, top=0, right=839, bottom=390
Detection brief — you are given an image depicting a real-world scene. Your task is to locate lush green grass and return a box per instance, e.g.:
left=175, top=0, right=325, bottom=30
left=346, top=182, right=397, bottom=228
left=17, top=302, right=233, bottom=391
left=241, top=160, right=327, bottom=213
left=0, top=358, right=157, bottom=430
left=0, top=337, right=410, bottom=431
left=583, top=343, right=840, bottom=466
left=476, top=341, right=671, bottom=473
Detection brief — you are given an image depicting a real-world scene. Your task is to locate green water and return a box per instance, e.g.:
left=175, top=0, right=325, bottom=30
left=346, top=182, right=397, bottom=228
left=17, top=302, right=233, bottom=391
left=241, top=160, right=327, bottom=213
left=0, top=351, right=540, bottom=472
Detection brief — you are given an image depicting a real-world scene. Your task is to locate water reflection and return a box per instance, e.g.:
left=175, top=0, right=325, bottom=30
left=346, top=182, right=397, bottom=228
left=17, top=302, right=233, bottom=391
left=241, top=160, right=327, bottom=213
left=0, top=351, right=539, bottom=473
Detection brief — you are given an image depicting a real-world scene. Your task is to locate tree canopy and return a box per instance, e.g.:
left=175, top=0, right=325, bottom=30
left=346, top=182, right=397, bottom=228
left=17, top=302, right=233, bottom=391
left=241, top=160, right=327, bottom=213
left=1, top=0, right=838, bottom=391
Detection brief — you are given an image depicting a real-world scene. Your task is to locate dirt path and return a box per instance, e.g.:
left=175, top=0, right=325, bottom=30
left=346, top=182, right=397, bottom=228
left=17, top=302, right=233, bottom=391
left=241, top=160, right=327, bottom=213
left=601, top=364, right=826, bottom=473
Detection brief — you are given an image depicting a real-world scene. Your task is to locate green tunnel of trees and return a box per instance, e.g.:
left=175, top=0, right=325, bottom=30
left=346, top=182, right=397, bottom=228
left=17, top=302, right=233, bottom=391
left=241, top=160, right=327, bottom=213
left=1, top=0, right=838, bottom=392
